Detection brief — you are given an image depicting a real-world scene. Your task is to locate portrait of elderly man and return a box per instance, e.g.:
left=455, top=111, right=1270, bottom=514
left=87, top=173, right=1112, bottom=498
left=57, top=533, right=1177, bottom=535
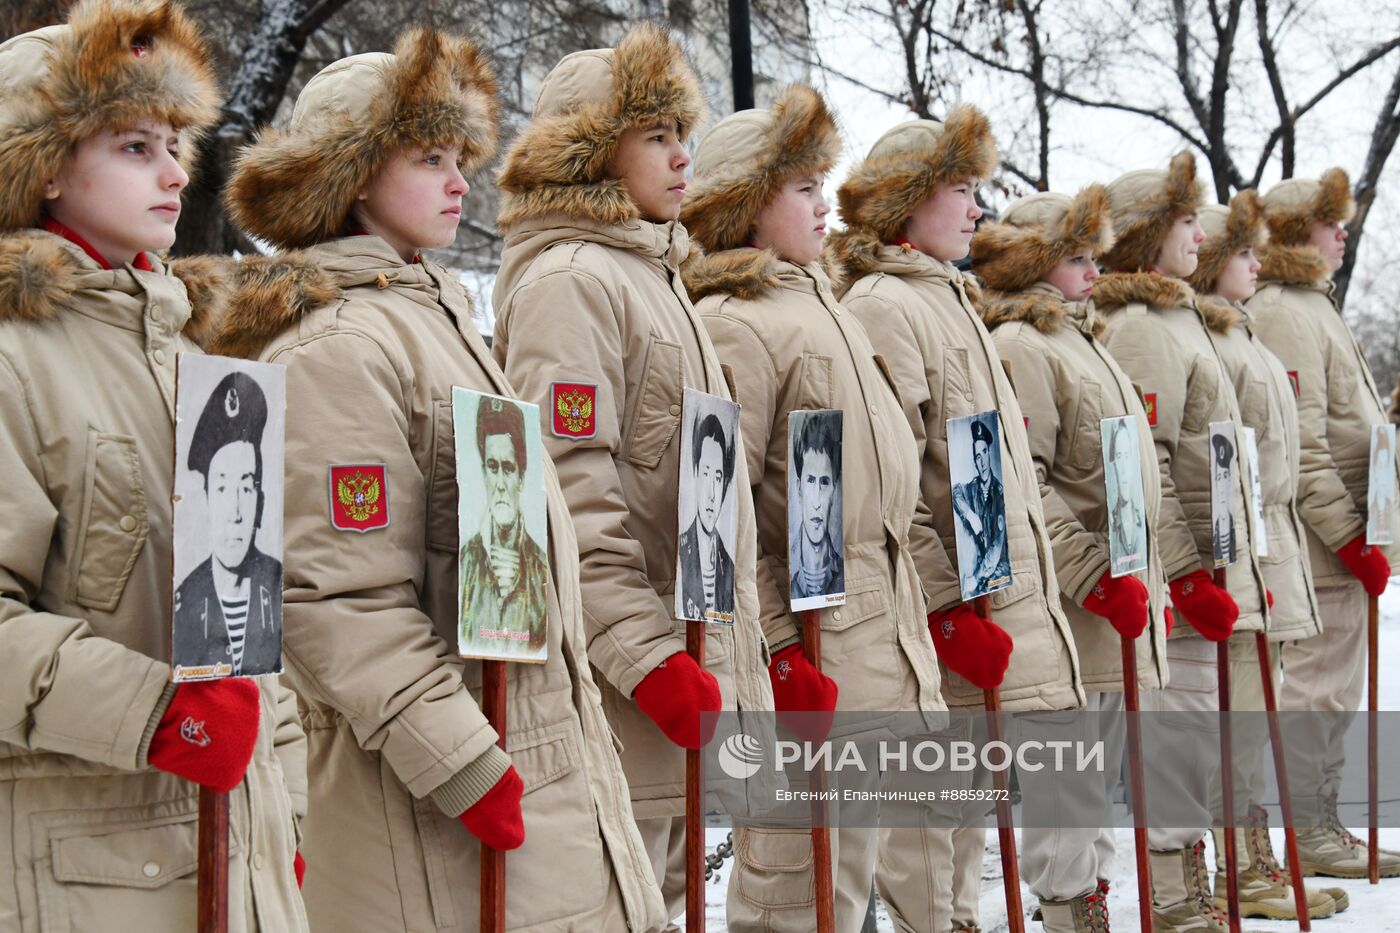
left=174, top=370, right=283, bottom=676
left=789, top=411, right=845, bottom=602
left=953, top=416, right=1011, bottom=595
left=1211, top=430, right=1238, bottom=565
left=679, top=411, right=737, bottom=621
left=459, top=395, right=548, bottom=656
left=1106, top=417, right=1147, bottom=570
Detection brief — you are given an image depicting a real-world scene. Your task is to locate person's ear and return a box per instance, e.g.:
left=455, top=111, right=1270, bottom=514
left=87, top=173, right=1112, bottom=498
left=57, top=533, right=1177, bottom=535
left=44, top=180, right=60, bottom=200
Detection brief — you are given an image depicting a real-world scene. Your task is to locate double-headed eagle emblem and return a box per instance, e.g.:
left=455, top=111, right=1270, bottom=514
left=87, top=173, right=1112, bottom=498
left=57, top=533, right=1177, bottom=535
left=336, top=470, right=382, bottom=522
left=556, top=389, right=594, bottom=435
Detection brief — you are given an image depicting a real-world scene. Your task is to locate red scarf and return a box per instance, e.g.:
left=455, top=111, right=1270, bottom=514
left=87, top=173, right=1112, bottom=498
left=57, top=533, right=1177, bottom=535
left=42, top=217, right=153, bottom=271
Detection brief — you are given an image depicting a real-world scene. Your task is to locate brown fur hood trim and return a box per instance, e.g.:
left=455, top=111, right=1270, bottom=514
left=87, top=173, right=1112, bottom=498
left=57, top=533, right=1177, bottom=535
left=1264, top=168, right=1355, bottom=246
left=978, top=288, right=1073, bottom=335
left=1189, top=189, right=1264, bottom=294
left=226, top=28, right=499, bottom=251
left=1092, top=270, right=1194, bottom=312
left=681, top=248, right=781, bottom=301
left=971, top=185, right=1113, bottom=292
left=836, top=105, right=998, bottom=242
left=1257, top=241, right=1331, bottom=287
left=0, top=0, right=220, bottom=233
left=1101, top=151, right=1202, bottom=273
left=1196, top=294, right=1244, bottom=334
left=206, top=254, right=341, bottom=359
left=824, top=227, right=885, bottom=282
left=680, top=85, right=841, bottom=252
left=497, top=23, right=705, bottom=230
left=0, top=232, right=224, bottom=343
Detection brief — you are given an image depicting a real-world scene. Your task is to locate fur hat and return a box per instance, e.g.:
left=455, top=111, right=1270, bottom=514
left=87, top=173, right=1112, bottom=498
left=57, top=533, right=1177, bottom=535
left=0, top=0, right=220, bottom=234
left=1187, top=190, right=1264, bottom=295
left=225, top=27, right=499, bottom=250
left=496, top=23, right=706, bottom=231
left=1260, top=167, right=1354, bottom=246
left=680, top=85, right=841, bottom=252
left=971, top=185, right=1113, bottom=292
left=1100, top=151, right=1203, bottom=273
left=835, top=106, right=998, bottom=243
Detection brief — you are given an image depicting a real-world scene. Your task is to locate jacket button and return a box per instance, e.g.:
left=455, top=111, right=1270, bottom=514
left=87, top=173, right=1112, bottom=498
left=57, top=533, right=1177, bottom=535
left=669, top=404, right=681, bottom=416
left=142, top=861, right=160, bottom=878
left=253, top=853, right=265, bottom=870
left=153, top=349, right=166, bottom=365
left=149, top=304, right=162, bottom=322
left=119, top=515, right=137, bottom=532
left=832, top=611, right=842, bottom=622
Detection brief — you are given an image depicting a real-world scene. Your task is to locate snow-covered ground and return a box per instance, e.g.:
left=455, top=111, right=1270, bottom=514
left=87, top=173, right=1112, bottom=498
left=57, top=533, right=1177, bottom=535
left=701, top=580, right=1400, bottom=930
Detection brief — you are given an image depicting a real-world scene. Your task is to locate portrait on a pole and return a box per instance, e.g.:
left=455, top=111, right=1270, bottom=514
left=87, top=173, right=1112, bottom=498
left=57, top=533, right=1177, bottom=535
left=1242, top=427, right=1268, bottom=557
left=1369, top=423, right=1397, bottom=546
left=455, top=387, right=550, bottom=662
left=948, top=411, right=1012, bottom=600
left=1100, top=415, right=1148, bottom=576
left=171, top=355, right=286, bottom=682
left=1209, top=421, right=1238, bottom=568
left=676, top=387, right=741, bottom=623
left=787, top=409, right=845, bottom=612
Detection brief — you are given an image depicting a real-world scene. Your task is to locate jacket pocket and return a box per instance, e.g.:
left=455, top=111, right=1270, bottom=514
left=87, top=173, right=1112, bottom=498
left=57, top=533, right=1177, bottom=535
left=872, top=353, right=903, bottom=407
left=1240, top=378, right=1270, bottom=437
left=941, top=346, right=974, bottom=421
left=1068, top=383, right=1104, bottom=470
left=822, top=575, right=885, bottom=633
left=796, top=352, right=833, bottom=410
left=73, top=429, right=148, bottom=611
left=734, top=828, right=815, bottom=910
left=1181, top=358, right=1221, bottom=437
left=623, top=336, right=683, bottom=469
left=426, top=398, right=458, bottom=553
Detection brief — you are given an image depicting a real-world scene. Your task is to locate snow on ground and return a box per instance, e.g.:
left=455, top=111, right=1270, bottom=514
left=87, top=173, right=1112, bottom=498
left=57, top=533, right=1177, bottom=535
left=702, top=579, right=1400, bottom=930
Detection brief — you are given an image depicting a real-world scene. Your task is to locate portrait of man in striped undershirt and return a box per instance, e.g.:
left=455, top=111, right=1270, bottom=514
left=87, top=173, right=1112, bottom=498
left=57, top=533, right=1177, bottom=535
left=676, top=388, right=740, bottom=624
left=173, top=362, right=285, bottom=681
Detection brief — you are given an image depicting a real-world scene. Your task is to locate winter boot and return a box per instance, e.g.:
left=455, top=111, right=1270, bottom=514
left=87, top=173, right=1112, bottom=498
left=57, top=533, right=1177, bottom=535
left=1037, top=886, right=1110, bottom=932
left=1293, top=792, right=1400, bottom=879
left=1149, top=847, right=1221, bottom=932
left=1243, top=803, right=1347, bottom=912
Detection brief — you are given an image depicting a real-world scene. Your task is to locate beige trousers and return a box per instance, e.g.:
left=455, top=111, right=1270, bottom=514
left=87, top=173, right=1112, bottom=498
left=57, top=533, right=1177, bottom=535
left=636, top=816, right=685, bottom=932
left=1142, top=636, right=1219, bottom=851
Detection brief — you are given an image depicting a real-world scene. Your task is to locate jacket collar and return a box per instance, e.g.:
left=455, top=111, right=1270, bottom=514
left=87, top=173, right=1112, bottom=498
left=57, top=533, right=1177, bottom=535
left=1196, top=293, right=1246, bottom=334
left=1091, top=270, right=1194, bottom=312
left=681, top=246, right=841, bottom=302
left=1257, top=242, right=1334, bottom=291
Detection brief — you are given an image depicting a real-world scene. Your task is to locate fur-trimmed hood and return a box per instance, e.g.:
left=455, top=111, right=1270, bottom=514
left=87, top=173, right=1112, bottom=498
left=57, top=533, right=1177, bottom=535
left=496, top=23, right=705, bottom=231
left=1196, top=293, right=1245, bottom=334
left=681, top=85, right=840, bottom=252
left=1262, top=167, right=1354, bottom=246
left=1189, top=190, right=1264, bottom=295
left=206, top=253, right=341, bottom=359
left=824, top=227, right=979, bottom=299
left=1101, top=151, right=1203, bottom=273
left=836, top=106, right=998, bottom=242
left=971, top=185, right=1113, bottom=292
left=681, top=245, right=842, bottom=302
left=0, top=230, right=221, bottom=344
left=226, top=27, right=499, bottom=251
left=1257, top=241, right=1332, bottom=288
left=0, top=0, right=220, bottom=233
left=977, top=282, right=1104, bottom=338
left=1091, top=270, right=1194, bottom=312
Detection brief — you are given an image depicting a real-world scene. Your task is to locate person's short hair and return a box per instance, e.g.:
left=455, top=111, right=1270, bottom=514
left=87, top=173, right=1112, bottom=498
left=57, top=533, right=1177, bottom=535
left=1108, top=419, right=1131, bottom=461
left=692, top=413, right=735, bottom=490
left=792, top=413, right=842, bottom=483
left=1212, top=432, right=1234, bottom=469
left=189, top=371, right=268, bottom=486
left=971, top=419, right=994, bottom=449
left=477, top=396, right=527, bottom=471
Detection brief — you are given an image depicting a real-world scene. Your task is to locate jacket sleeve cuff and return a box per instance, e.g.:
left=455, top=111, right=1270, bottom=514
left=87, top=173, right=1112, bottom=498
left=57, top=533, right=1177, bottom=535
left=429, top=744, right=513, bottom=817
left=135, top=681, right=180, bottom=770
left=1164, top=554, right=1204, bottom=584
left=1069, top=556, right=1112, bottom=605
left=767, top=634, right=800, bottom=655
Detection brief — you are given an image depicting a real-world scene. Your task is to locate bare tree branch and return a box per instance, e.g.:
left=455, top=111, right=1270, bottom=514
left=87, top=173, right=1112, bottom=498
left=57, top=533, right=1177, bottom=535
left=1337, top=54, right=1400, bottom=304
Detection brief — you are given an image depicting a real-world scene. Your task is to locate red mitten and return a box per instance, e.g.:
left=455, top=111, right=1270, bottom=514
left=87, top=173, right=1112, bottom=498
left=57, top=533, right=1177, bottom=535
left=457, top=766, right=525, bottom=850
left=1337, top=534, right=1392, bottom=597
left=633, top=651, right=722, bottom=749
left=147, top=678, right=260, bottom=793
left=1082, top=572, right=1150, bottom=639
left=927, top=605, right=1014, bottom=690
left=768, top=644, right=839, bottom=743
left=1164, top=607, right=1174, bottom=639
left=293, top=851, right=306, bottom=888
left=1266, top=589, right=1274, bottom=609
left=1168, top=569, right=1238, bottom=642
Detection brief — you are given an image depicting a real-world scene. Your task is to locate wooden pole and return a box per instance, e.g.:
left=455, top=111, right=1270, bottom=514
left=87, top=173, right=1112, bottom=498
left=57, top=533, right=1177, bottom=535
left=197, top=787, right=229, bottom=933
left=802, top=609, right=837, bottom=933
left=1214, top=569, right=1241, bottom=933
left=974, top=595, right=1024, bottom=933
left=686, top=622, right=706, bottom=932
left=481, top=660, right=508, bottom=933
left=1368, top=593, right=1380, bottom=885
left=1255, top=632, right=1310, bottom=929
left=1120, top=635, right=1154, bottom=933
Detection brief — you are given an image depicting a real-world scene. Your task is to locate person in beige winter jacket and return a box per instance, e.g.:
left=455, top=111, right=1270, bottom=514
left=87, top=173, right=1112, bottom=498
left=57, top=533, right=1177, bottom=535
left=0, top=3, right=308, bottom=931
left=680, top=85, right=946, bottom=933
left=974, top=185, right=1168, bottom=931
left=1189, top=191, right=1343, bottom=920
left=1093, top=151, right=1271, bottom=931
left=218, top=28, right=665, bottom=932
left=828, top=108, right=1082, bottom=933
left=490, top=24, right=776, bottom=927
left=1246, top=168, right=1400, bottom=878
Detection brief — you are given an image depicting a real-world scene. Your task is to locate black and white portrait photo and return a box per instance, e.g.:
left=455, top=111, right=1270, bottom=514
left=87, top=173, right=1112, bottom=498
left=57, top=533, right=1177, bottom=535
left=1100, top=415, right=1148, bottom=576
left=1243, top=427, right=1268, bottom=557
left=948, top=411, right=1012, bottom=600
left=172, top=356, right=285, bottom=681
left=788, top=409, right=845, bottom=612
left=1369, top=423, right=1397, bottom=546
left=1209, top=421, right=1238, bottom=568
left=676, top=388, right=741, bottom=623
left=455, top=388, right=550, bottom=663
